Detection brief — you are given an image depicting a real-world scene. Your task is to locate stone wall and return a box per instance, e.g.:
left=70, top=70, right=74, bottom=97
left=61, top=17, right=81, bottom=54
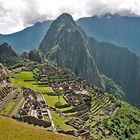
left=13, top=116, right=51, bottom=128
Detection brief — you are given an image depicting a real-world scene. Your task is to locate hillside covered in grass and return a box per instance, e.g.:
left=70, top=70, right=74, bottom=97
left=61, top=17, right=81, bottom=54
left=0, top=115, right=78, bottom=140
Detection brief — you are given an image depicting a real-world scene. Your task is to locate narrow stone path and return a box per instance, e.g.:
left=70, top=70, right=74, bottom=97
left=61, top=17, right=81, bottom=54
left=47, top=108, right=56, bottom=131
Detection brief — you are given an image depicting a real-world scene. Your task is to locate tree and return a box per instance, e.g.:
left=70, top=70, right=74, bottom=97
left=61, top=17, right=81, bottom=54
left=55, top=88, right=62, bottom=103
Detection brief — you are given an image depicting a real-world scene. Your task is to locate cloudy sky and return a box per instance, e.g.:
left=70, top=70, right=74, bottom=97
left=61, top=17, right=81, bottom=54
left=0, top=0, right=140, bottom=34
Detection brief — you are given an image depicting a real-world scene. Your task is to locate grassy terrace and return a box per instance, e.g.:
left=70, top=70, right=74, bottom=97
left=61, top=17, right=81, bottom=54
left=0, top=115, right=78, bottom=140
left=43, top=94, right=75, bottom=115
left=43, top=94, right=68, bottom=108
left=51, top=111, right=74, bottom=131
left=11, top=71, right=52, bottom=93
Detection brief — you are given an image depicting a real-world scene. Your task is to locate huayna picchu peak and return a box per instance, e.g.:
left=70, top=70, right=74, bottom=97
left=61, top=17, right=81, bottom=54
left=39, top=13, right=102, bottom=87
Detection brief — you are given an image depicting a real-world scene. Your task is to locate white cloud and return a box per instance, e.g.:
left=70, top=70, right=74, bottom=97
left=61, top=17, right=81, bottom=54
left=0, top=0, right=140, bottom=34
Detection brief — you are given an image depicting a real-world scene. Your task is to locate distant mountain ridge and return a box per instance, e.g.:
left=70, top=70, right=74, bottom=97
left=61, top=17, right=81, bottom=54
left=77, top=14, right=140, bottom=55
left=0, top=21, right=51, bottom=53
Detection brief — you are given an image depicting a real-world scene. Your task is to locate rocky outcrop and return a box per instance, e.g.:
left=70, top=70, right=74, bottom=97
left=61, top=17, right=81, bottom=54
left=0, top=42, right=25, bottom=69
left=0, top=42, right=17, bottom=64
left=39, top=13, right=102, bottom=86
left=28, top=49, right=46, bottom=63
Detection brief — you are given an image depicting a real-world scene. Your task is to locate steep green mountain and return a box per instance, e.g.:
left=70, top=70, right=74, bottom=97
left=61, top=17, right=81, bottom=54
left=88, top=38, right=140, bottom=107
left=39, top=13, right=102, bottom=87
left=77, top=14, right=140, bottom=55
left=0, top=21, right=51, bottom=53
left=0, top=42, right=17, bottom=60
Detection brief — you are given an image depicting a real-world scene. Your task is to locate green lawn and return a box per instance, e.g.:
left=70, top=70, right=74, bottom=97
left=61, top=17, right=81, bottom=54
left=51, top=111, right=74, bottom=131
left=15, top=71, right=34, bottom=81
left=0, top=115, right=78, bottom=140
left=43, top=94, right=68, bottom=108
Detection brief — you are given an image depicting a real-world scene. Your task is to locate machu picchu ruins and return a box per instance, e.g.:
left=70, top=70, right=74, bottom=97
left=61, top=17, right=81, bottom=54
left=0, top=62, right=124, bottom=140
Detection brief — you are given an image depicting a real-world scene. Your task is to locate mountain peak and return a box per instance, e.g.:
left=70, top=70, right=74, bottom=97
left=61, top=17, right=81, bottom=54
left=39, top=13, right=102, bottom=86
left=57, top=13, right=73, bottom=21
left=53, top=13, right=76, bottom=27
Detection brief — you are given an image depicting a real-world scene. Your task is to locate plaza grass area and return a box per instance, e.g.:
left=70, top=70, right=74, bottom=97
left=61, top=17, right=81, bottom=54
left=11, top=71, right=52, bottom=93
left=14, top=71, right=34, bottom=81
left=0, top=115, right=78, bottom=140
left=43, top=94, right=68, bottom=108
left=51, top=111, right=74, bottom=131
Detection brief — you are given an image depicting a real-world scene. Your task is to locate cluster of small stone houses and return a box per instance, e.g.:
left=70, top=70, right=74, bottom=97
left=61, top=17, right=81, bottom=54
left=16, top=88, right=51, bottom=128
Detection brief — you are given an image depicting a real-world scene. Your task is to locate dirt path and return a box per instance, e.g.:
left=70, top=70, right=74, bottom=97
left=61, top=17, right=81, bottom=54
left=47, top=108, right=56, bottom=131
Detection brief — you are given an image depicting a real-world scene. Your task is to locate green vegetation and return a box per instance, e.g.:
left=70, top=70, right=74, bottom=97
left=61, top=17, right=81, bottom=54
left=102, top=74, right=125, bottom=98
left=103, top=101, right=140, bottom=140
left=15, top=71, right=34, bottom=81
left=43, top=94, right=68, bottom=108
left=85, top=89, right=140, bottom=140
left=0, top=115, right=78, bottom=140
left=8, top=66, right=140, bottom=140
left=28, top=49, right=46, bottom=63
left=55, top=88, right=62, bottom=103
left=0, top=42, right=27, bottom=69
left=44, top=115, right=50, bottom=122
